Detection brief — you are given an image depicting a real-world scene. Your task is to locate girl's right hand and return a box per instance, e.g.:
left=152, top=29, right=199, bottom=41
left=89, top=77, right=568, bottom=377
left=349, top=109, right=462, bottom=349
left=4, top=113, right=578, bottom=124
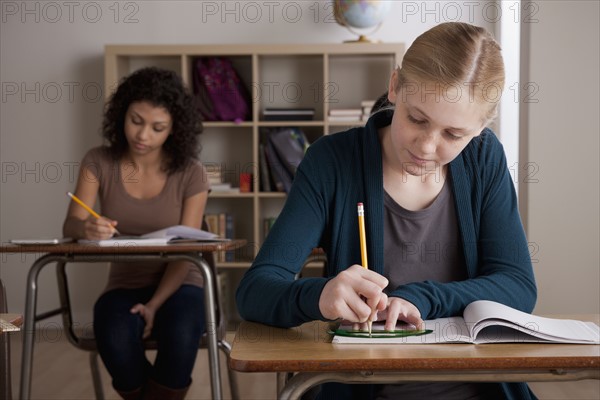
left=83, top=217, right=118, bottom=240
left=319, top=264, right=388, bottom=324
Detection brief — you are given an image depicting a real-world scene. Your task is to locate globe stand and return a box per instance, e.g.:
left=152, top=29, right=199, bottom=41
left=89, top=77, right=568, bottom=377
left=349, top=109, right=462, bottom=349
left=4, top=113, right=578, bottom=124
left=341, top=23, right=384, bottom=44
left=343, top=34, right=381, bottom=44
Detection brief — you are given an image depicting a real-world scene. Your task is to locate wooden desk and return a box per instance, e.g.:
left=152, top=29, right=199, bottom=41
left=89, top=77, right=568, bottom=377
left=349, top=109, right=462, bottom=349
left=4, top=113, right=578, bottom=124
left=230, top=318, right=600, bottom=400
left=1, top=240, right=246, bottom=400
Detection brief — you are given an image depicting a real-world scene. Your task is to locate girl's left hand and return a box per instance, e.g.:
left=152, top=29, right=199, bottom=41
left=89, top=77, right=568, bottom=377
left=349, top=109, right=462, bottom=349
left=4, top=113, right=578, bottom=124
left=376, top=297, right=424, bottom=331
left=130, top=303, right=157, bottom=339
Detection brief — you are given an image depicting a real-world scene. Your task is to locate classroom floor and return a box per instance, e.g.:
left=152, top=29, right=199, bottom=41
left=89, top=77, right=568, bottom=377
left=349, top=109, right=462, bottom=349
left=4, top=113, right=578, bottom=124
left=6, top=329, right=600, bottom=399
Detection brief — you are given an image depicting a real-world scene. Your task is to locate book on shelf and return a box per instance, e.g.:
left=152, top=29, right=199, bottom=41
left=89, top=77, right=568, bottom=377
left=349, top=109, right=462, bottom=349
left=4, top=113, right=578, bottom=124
left=210, top=182, right=240, bottom=194
left=327, top=115, right=363, bottom=123
left=204, top=214, right=219, bottom=233
left=205, top=164, right=223, bottom=185
left=204, top=213, right=236, bottom=262
left=263, top=108, right=315, bottom=121
left=78, top=225, right=226, bottom=246
left=328, top=108, right=362, bottom=116
left=332, top=300, right=600, bottom=345
left=361, top=99, right=376, bottom=108
left=258, top=143, right=273, bottom=192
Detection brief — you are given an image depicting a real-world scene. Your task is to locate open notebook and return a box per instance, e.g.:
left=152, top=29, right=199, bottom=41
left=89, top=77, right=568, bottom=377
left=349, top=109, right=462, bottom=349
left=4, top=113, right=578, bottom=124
left=78, top=225, right=229, bottom=246
left=332, top=300, right=600, bottom=345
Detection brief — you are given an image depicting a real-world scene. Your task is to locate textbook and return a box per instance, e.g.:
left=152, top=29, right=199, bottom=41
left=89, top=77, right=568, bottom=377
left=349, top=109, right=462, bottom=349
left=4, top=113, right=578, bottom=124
left=78, top=225, right=228, bottom=246
left=332, top=300, right=600, bottom=345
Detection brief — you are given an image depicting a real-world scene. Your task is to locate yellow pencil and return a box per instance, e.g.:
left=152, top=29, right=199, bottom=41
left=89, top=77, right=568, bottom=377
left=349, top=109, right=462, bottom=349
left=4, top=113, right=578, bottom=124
left=67, top=192, right=119, bottom=235
left=357, top=202, right=372, bottom=337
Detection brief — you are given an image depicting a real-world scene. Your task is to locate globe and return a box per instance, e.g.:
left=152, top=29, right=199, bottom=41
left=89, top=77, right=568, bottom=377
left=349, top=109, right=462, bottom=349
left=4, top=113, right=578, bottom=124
left=333, top=0, right=392, bottom=42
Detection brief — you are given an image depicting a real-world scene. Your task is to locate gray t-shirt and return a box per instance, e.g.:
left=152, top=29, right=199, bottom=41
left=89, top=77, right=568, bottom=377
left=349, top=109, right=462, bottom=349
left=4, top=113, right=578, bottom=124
left=378, top=180, right=492, bottom=400
left=383, top=179, right=466, bottom=290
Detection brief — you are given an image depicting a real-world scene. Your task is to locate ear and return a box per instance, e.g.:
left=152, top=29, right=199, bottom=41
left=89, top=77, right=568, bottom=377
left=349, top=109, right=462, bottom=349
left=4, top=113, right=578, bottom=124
left=387, top=69, right=399, bottom=104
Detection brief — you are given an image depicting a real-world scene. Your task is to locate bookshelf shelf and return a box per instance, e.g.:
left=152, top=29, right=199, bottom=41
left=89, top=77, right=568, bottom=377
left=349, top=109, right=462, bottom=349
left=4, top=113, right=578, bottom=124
left=257, top=192, right=287, bottom=198
left=105, top=43, right=404, bottom=326
left=209, top=193, right=254, bottom=198
left=258, top=121, right=326, bottom=127
left=203, top=122, right=254, bottom=128
left=327, top=121, right=365, bottom=127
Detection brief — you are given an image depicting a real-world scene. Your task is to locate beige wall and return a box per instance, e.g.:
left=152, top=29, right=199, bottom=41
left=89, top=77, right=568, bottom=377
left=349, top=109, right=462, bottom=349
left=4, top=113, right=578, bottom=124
left=1, top=1, right=597, bottom=324
left=0, top=1, right=493, bottom=324
left=521, top=0, right=600, bottom=314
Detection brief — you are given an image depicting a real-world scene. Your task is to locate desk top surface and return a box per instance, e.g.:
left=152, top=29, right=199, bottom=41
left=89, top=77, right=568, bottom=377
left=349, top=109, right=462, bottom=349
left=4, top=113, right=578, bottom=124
left=0, top=239, right=246, bottom=254
left=230, top=317, right=600, bottom=373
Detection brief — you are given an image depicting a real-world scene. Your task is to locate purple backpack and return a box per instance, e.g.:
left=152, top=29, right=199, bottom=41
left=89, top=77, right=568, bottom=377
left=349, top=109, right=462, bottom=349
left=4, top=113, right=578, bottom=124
left=193, top=57, right=251, bottom=122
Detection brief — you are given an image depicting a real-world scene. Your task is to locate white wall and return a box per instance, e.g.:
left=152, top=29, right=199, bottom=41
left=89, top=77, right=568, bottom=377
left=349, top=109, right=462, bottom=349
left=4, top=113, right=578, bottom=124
left=521, top=0, right=600, bottom=314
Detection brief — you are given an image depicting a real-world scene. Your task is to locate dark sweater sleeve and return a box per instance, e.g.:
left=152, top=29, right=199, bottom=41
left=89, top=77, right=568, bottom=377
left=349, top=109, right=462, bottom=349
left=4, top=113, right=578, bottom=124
left=389, top=133, right=537, bottom=319
left=236, top=144, right=332, bottom=328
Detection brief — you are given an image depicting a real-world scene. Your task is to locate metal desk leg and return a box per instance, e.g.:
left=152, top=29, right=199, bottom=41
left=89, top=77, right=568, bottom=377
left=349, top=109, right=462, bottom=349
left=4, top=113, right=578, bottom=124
left=19, top=254, right=66, bottom=400
left=180, top=254, right=222, bottom=400
left=278, top=372, right=329, bottom=400
left=277, top=372, right=294, bottom=396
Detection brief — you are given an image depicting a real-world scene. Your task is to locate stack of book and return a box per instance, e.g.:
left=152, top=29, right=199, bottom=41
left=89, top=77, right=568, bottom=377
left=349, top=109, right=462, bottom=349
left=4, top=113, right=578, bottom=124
left=206, top=164, right=240, bottom=194
left=263, top=108, right=315, bottom=121
left=327, top=108, right=362, bottom=123
left=205, top=165, right=233, bottom=193
left=210, top=182, right=240, bottom=194
left=204, top=213, right=235, bottom=262
left=327, top=100, right=377, bottom=123
left=206, top=164, right=223, bottom=186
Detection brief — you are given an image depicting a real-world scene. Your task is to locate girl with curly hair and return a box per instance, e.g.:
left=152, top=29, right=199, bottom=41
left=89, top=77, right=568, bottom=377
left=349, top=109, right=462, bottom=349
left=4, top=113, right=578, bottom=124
left=64, top=67, right=208, bottom=400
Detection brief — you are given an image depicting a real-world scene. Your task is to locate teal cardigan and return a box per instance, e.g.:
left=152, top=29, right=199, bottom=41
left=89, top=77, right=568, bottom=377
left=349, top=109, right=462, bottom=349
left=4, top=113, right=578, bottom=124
left=237, top=110, right=538, bottom=399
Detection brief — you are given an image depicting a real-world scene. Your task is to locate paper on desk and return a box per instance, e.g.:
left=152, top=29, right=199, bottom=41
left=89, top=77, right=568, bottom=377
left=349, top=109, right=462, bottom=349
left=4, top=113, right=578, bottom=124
left=332, top=304, right=600, bottom=345
left=78, top=224, right=228, bottom=246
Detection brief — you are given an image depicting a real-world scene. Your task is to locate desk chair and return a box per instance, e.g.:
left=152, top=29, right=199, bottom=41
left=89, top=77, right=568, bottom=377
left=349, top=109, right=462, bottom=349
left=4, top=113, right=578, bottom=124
left=55, top=238, right=239, bottom=400
left=1, top=279, right=13, bottom=400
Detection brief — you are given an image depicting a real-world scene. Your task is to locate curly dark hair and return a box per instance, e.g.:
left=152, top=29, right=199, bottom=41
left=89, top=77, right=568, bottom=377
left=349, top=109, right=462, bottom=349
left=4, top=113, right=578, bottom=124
left=102, top=67, right=202, bottom=174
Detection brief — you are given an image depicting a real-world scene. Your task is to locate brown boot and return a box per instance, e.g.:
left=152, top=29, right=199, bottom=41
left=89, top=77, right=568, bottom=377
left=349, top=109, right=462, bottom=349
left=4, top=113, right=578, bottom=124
left=116, top=387, right=143, bottom=400
left=143, top=379, right=190, bottom=400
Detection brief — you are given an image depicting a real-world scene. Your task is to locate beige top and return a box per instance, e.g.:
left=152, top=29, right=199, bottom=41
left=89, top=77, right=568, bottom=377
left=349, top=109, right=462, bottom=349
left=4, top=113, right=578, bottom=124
left=82, top=147, right=209, bottom=291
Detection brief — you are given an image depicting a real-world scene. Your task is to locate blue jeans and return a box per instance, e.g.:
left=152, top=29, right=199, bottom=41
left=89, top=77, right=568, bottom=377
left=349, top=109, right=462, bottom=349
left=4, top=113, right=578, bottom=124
left=94, top=285, right=205, bottom=391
